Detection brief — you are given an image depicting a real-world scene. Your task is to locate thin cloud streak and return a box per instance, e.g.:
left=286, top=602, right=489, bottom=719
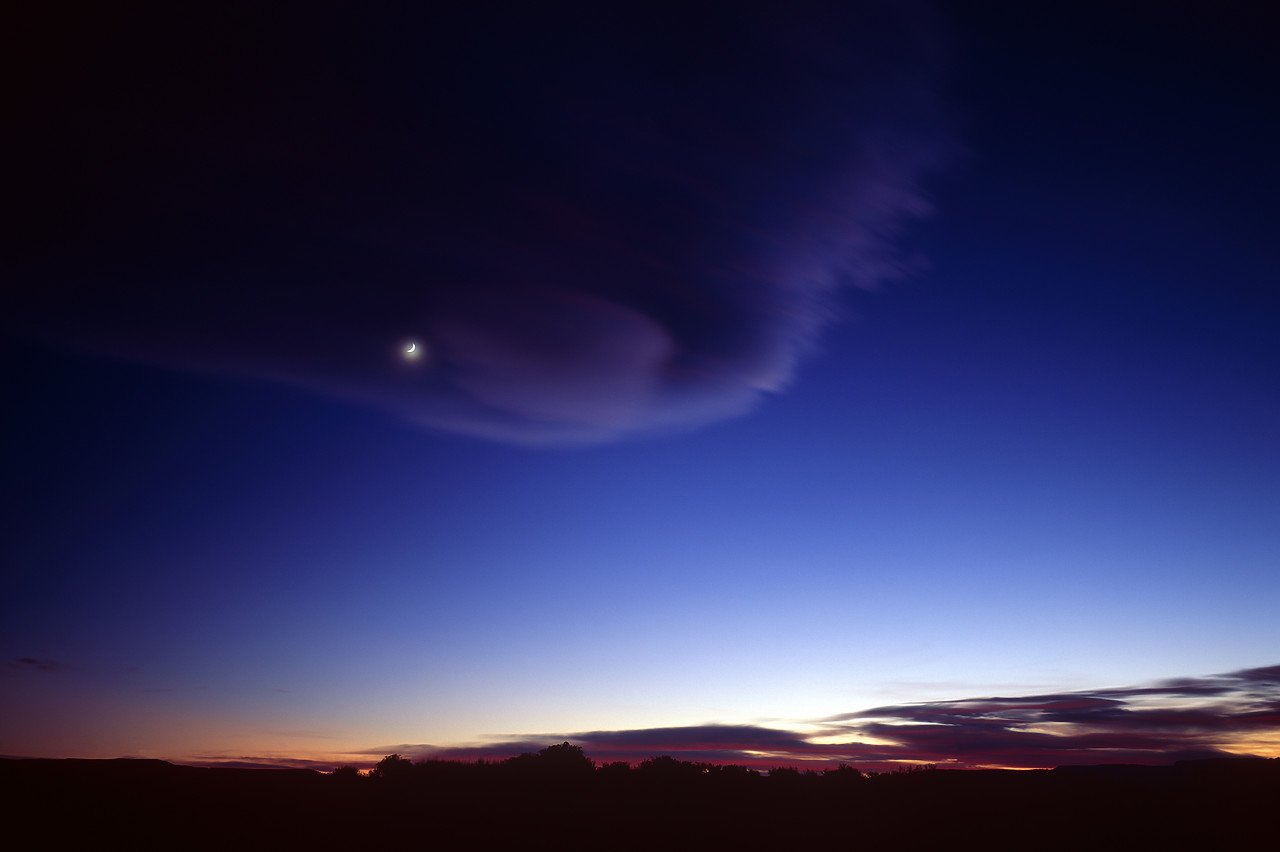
left=409, top=665, right=1280, bottom=770
left=178, top=756, right=349, bottom=772
left=165, top=666, right=1279, bottom=772
left=7, top=658, right=74, bottom=674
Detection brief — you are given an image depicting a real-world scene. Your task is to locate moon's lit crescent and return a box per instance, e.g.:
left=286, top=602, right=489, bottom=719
left=406, top=342, right=417, bottom=354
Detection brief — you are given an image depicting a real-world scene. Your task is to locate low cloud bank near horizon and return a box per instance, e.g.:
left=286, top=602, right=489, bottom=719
left=6, top=2, right=953, bottom=445
left=395, top=664, right=1280, bottom=771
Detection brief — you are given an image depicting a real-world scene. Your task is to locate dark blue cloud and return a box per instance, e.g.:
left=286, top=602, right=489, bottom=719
left=389, top=665, right=1280, bottom=770
left=5, top=1, right=953, bottom=444
left=8, top=658, right=74, bottom=674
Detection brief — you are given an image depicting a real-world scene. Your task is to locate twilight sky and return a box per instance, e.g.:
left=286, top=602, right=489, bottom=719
left=3, top=1, right=1278, bottom=771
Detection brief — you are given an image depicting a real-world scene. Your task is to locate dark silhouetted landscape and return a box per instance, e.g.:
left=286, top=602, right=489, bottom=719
left=4, top=746, right=1276, bottom=849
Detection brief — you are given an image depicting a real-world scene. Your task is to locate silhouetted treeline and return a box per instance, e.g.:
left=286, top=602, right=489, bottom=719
left=3, top=748, right=1275, bottom=849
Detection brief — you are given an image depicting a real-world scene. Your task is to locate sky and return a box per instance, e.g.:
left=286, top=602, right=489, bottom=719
left=3, top=1, right=1278, bottom=771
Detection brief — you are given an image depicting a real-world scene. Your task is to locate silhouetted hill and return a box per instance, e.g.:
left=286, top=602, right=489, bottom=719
left=2, top=755, right=1274, bottom=849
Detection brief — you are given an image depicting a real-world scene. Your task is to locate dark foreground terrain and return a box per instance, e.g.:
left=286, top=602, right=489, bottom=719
left=3, top=752, right=1276, bottom=849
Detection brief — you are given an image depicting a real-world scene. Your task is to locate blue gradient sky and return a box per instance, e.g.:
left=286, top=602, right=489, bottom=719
left=3, top=1, right=1278, bottom=769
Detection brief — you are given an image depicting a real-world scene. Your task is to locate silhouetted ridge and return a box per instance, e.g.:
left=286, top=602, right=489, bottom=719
left=3, top=754, right=1274, bottom=849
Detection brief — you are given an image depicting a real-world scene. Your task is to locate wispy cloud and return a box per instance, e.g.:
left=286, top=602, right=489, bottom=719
left=180, top=756, right=346, bottom=771
left=8, top=657, right=74, bottom=674
left=412, top=665, right=1280, bottom=770
left=7, top=2, right=954, bottom=445
left=160, top=666, right=1279, bottom=772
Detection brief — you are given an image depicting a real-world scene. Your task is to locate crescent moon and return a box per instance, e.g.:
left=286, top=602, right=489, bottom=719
left=406, top=342, right=417, bottom=354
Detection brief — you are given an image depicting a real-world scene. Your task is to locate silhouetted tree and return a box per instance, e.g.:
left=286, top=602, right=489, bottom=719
left=328, top=765, right=363, bottom=784
left=823, top=763, right=863, bottom=782
left=769, top=766, right=800, bottom=777
left=637, top=755, right=702, bottom=779
left=712, top=763, right=760, bottom=780
left=368, top=753, right=415, bottom=782
left=598, top=760, right=632, bottom=778
left=537, top=742, right=595, bottom=777
left=502, top=742, right=595, bottom=782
